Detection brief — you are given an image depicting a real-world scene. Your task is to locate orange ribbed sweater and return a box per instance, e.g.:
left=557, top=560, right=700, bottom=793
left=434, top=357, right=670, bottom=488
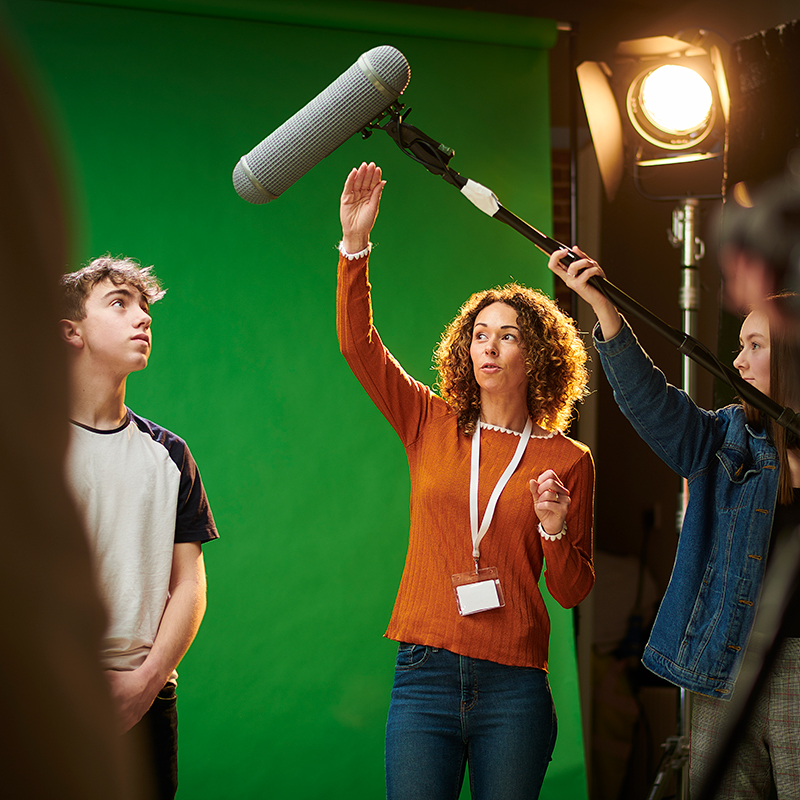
left=337, top=253, right=595, bottom=669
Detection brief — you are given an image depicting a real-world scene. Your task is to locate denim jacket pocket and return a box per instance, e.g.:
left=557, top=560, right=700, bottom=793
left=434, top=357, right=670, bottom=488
left=715, top=453, right=769, bottom=515
left=717, top=447, right=759, bottom=484
left=682, top=566, right=756, bottom=678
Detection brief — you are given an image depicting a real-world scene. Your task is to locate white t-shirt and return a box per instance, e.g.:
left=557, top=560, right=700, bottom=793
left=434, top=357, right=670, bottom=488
left=66, top=409, right=218, bottom=673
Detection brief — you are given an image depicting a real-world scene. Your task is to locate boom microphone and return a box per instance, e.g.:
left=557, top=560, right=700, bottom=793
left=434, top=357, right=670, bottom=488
left=233, top=45, right=410, bottom=203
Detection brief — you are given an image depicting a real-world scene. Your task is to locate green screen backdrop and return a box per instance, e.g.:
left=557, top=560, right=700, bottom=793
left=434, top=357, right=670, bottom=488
left=3, top=1, right=587, bottom=797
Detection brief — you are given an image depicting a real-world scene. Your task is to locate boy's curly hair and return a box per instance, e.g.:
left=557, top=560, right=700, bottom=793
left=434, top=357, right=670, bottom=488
left=434, top=283, right=589, bottom=435
left=60, top=255, right=165, bottom=320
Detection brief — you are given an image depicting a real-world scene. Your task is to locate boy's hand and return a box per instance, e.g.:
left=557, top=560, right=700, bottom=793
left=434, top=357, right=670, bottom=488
left=105, top=667, right=161, bottom=733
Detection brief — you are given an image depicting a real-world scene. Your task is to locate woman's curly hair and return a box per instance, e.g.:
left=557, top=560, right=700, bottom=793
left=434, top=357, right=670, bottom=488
left=433, top=283, right=589, bottom=435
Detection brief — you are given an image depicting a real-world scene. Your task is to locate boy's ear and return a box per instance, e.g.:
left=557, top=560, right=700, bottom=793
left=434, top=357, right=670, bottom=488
left=60, top=319, right=84, bottom=349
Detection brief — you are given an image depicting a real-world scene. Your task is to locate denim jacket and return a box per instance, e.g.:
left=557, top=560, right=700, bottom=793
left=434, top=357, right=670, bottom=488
left=594, top=318, right=780, bottom=699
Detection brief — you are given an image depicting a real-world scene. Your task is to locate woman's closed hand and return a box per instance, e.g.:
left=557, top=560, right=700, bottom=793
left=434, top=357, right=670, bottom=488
left=530, top=469, right=570, bottom=536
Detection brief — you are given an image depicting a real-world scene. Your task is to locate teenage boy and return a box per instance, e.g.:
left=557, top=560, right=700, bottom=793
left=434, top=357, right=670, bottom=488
left=59, top=256, right=219, bottom=799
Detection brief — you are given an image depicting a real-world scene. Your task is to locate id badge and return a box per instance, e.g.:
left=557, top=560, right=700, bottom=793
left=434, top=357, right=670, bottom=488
left=451, top=567, right=505, bottom=616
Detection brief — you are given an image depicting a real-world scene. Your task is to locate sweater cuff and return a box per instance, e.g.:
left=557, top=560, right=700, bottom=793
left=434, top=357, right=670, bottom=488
left=539, top=521, right=567, bottom=541
left=338, top=241, right=372, bottom=260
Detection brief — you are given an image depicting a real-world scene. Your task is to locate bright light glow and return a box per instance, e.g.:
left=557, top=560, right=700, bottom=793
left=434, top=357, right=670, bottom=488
left=640, top=65, right=713, bottom=134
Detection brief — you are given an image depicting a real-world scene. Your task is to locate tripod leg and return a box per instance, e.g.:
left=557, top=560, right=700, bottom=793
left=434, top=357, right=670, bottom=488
left=646, top=735, right=690, bottom=800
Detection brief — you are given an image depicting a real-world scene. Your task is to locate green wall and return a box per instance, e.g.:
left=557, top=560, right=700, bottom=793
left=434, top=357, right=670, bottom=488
left=4, top=1, right=585, bottom=797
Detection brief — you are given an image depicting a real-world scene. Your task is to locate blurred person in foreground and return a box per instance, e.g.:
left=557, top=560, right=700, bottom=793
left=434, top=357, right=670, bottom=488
left=0, top=27, right=152, bottom=799
left=720, top=165, right=800, bottom=320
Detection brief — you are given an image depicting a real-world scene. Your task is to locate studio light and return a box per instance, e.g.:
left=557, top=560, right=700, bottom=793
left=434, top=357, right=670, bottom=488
left=577, top=30, right=729, bottom=200
left=631, top=65, right=713, bottom=147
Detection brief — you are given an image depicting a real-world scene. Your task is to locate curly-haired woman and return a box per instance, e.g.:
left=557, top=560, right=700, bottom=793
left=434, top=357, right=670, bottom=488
left=337, top=162, right=595, bottom=800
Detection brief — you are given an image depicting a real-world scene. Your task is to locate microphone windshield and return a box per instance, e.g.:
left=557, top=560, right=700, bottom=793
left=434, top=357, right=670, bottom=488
left=233, top=45, right=410, bottom=203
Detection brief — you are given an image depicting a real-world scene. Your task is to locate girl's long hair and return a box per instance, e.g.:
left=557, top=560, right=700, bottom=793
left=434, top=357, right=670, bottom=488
left=741, top=292, right=800, bottom=504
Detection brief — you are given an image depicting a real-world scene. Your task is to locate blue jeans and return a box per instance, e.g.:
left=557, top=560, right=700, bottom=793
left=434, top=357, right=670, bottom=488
left=385, top=644, right=557, bottom=800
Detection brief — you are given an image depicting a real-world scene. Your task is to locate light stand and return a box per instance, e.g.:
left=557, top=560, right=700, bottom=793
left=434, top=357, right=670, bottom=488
left=675, top=198, right=701, bottom=800
left=672, top=198, right=703, bottom=394
left=643, top=197, right=705, bottom=800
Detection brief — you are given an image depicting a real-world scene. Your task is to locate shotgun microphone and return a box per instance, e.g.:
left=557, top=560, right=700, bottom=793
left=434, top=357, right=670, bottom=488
left=233, top=45, right=410, bottom=203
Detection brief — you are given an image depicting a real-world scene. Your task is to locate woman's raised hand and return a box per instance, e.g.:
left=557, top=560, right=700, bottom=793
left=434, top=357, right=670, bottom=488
left=340, top=162, right=386, bottom=254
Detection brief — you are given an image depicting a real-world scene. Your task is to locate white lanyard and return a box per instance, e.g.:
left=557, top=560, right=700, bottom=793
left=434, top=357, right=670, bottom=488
left=469, top=417, right=533, bottom=565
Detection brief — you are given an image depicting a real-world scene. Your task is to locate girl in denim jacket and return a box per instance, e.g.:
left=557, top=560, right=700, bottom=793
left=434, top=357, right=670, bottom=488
left=548, top=245, right=800, bottom=799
